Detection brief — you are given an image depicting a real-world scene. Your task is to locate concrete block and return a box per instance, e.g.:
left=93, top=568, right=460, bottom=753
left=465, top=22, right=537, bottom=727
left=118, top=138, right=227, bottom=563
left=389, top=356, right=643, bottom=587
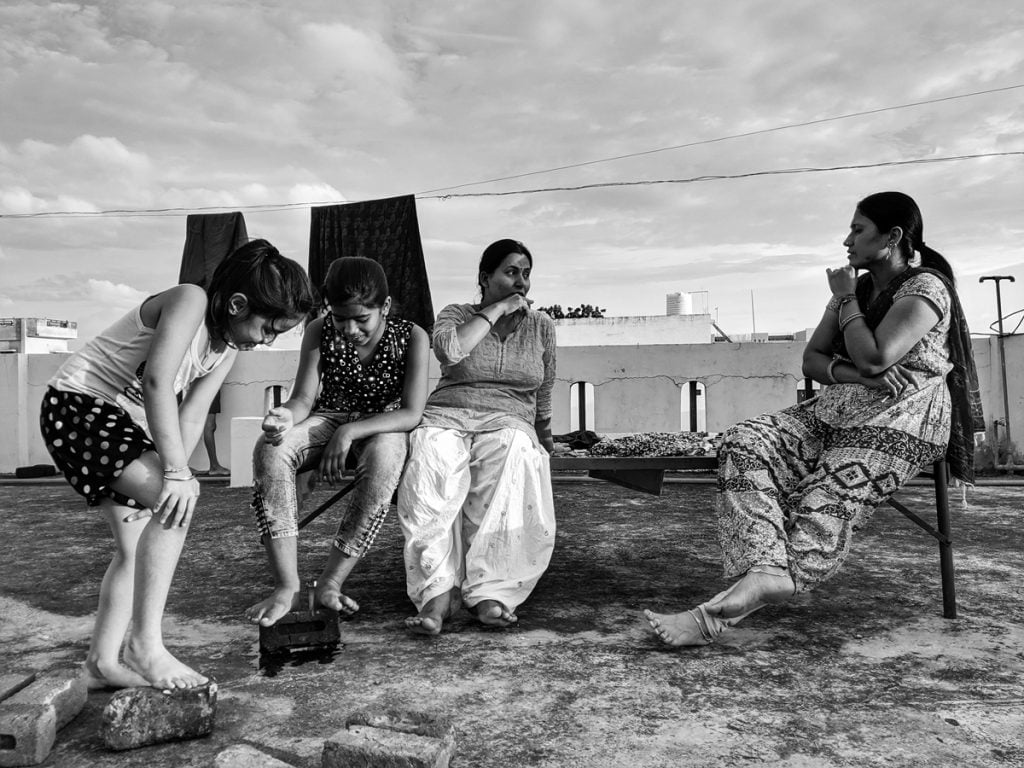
left=0, top=675, right=35, bottom=704
left=0, top=703, right=57, bottom=768
left=258, top=609, right=340, bottom=654
left=214, top=744, right=296, bottom=767
left=99, top=681, right=217, bottom=751
left=323, top=710, right=456, bottom=768
left=4, top=672, right=87, bottom=730
left=230, top=417, right=263, bottom=487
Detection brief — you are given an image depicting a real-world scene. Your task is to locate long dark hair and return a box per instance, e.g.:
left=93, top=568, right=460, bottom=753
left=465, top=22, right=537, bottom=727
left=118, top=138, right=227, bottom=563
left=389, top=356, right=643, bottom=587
left=322, top=256, right=389, bottom=309
left=205, top=239, right=316, bottom=340
left=477, top=238, right=533, bottom=293
left=857, top=191, right=955, bottom=286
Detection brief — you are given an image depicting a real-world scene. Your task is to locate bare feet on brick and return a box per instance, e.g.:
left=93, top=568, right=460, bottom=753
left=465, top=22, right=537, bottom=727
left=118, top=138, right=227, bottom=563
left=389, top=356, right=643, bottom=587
left=245, top=587, right=301, bottom=627
left=123, top=643, right=208, bottom=690
left=316, top=577, right=359, bottom=615
left=705, top=565, right=795, bottom=619
left=83, top=658, right=149, bottom=690
left=405, top=588, right=462, bottom=635
left=472, top=599, right=517, bottom=627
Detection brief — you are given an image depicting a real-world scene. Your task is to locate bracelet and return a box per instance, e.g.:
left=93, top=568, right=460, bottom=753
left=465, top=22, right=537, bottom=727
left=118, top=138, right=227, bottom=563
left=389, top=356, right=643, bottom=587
left=826, top=293, right=856, bottom=313
left=826, top=356, right=843, bottom=384
left=163, top=465, right=189, bottom=475
left=164, top=473, right=196, bottom=482
left=839, top=312, right=866, bottom=332
left=472, top=311, right=494, bottom=328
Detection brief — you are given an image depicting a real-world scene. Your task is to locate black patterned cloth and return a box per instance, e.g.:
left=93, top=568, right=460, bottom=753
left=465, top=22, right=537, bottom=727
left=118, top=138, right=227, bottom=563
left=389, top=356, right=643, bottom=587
left=313, top=317, right=413, bottom=414
left=308, top=196, right=434, bottom=333
left=39, top=387, right=152, bottom=510
left=717, top=270, right=958, bottom=593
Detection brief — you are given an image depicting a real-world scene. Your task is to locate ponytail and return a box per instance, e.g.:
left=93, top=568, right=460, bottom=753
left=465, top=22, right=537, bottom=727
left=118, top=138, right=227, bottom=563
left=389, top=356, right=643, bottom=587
left=917, top=242, right=955, bottom=287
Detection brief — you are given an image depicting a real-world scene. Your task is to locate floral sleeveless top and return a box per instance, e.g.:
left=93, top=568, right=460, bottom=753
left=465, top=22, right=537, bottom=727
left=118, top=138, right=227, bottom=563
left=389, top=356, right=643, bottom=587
left=314, top=317, right=413, bottom=414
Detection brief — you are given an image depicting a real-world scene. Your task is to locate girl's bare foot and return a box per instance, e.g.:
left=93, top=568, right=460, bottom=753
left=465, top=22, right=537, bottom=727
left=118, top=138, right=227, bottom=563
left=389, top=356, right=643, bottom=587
left=472, top=599, right=517, bottom=627
left=123, top=643, right=208, bottom=690
left=316, top=578, right=359, bottom=615
left=643, top=608, right=715, bottom=647
left=83, top=658, right=149, bottom=690
left=706, top=566, right=794, bottom=619
left=245, top=587, right=301, bottom=627
left=405, top=589, right=461, bottom=636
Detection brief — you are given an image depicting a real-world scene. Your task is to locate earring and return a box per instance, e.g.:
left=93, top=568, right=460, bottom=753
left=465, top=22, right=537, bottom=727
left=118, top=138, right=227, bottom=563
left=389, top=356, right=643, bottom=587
left=888, top=241, right=897, bottom=258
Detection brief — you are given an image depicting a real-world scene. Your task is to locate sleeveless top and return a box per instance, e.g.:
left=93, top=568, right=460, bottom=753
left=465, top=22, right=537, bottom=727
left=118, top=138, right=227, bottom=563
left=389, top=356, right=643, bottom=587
left=314, top=317, right=414, bottom=414
left=48, top=301, right=230, bottom=431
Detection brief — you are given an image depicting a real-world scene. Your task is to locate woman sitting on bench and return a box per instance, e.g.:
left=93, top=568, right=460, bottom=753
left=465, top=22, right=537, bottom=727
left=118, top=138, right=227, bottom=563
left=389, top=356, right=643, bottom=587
left=398, top=238, right=557, bottom=634
left=646, top=191, right=982, bottom=647
left=246, top=257, right=429, bottom=627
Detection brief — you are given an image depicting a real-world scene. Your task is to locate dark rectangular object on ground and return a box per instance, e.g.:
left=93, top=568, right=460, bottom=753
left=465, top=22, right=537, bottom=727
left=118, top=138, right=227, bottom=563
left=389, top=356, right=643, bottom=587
left=258, top=608, right=340, bottom=653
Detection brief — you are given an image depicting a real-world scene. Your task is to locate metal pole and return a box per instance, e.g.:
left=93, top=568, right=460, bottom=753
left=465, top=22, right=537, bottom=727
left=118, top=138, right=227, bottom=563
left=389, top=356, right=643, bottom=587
left=979, top=276, right=1015, bottom=451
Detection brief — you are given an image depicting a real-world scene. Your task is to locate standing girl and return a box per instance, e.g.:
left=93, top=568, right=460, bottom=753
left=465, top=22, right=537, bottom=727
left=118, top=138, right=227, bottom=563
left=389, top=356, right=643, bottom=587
left=246, top=256, right=429, bottom=627
left=40, top=239, right=315, bottom=688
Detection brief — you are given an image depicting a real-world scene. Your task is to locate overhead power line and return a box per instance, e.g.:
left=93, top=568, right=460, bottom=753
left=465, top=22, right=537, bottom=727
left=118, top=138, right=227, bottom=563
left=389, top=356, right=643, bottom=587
left=415, top=82, right=1024, bottom=194
left=2, top=82, right=1022, bottom=220
left=419, top=151, right=1024, bottom=199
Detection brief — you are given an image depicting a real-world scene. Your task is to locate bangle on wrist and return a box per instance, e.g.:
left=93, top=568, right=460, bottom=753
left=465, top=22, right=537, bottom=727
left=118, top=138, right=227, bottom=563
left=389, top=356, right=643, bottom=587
left=826, top=356, right=843, bottom=384
left=839, top=312, right=866, bottom=332
left=472, top=311, right=494, bottom=328
left=826, top=293, right=856, bottom=313
left=164, top=473, right=196, bottom=482
left=163, top=465, right=189, bottom=475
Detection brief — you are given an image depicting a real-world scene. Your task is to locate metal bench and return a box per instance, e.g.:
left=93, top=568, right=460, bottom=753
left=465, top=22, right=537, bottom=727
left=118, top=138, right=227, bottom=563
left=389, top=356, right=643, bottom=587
left=549, top=456, right=956, bottom=619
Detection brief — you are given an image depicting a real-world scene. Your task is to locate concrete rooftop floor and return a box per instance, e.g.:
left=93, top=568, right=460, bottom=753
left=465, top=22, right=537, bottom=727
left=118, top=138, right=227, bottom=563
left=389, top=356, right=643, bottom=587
left=1, top=476, right=1022, bottom=767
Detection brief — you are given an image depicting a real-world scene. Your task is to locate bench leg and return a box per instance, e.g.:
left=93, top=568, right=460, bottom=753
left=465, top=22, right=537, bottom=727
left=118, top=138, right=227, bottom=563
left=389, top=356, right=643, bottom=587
left=933, top=460, right=957, bottom=619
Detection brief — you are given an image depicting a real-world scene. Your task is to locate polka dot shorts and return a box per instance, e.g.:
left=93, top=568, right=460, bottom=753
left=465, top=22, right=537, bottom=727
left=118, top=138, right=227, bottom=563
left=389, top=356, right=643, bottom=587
left=39, top=387, right=153, bottom=509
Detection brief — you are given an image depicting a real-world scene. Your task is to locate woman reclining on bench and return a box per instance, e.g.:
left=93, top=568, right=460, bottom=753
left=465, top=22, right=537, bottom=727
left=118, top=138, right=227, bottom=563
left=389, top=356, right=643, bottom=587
left=645, top=190, right=983, bottom=647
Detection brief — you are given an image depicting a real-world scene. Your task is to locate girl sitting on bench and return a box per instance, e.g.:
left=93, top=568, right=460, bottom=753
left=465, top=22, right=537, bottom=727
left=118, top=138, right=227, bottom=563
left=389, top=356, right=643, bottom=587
left=246, top=256, right=429, bottom=627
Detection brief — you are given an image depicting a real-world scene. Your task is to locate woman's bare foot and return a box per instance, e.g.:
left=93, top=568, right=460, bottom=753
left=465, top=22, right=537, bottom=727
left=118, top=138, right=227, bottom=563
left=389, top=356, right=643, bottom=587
left=245, top=587, right=301, bottom=627
left=643, top=608, right=714, bottom=647
left=82, top=658, right=149, bottom=690
left=706, top=566, right=794, bottom=619
left=405, top=589, right=462, bottom=636
left=316, top=578, right=359, bottom=615
left=123, top=642, right=208, bottom=690
left=472, top=599, right=517, bottom=627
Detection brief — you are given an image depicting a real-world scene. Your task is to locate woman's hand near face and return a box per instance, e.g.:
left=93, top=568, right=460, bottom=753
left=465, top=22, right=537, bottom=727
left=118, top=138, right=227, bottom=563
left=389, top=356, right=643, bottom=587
left=826, top=265, right=858, bottom=296
left=493, top=293, right=532, bottom=317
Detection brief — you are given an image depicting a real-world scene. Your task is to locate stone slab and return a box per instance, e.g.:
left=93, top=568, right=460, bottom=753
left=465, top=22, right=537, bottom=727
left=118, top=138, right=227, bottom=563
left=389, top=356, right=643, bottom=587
left=99, top=681, right=217, bottom=751
left=322, top=725, right=453, bottom=768
left=345, top=709, right=455, bottom=745
left=214, top=743, right=297, bottom=767
left=0, top=703, right=57, bottom=767
left=4, top=672, right=86, bottom=730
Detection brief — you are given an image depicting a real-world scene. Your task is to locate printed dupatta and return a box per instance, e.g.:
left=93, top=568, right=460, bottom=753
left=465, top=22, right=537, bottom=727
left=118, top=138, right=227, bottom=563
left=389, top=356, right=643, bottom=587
left=833, top=267, right=984, bottom=484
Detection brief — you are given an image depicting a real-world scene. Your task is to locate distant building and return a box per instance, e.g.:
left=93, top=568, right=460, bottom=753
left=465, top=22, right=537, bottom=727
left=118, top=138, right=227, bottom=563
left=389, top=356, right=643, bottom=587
left=0, top=318, right=77, bottom=354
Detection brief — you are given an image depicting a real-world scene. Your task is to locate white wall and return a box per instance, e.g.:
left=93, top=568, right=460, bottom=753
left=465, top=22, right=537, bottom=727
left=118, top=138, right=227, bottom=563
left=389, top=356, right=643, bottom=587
left=2, top=335, right=1020, bottom=473
left=553, top=314, right=712, bottom=346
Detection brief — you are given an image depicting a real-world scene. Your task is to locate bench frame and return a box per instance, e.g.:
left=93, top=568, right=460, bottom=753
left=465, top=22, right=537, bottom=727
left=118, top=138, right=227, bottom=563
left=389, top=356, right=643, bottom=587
left=549, top=456, right=956, bottom=619
left=298, top=456, right=956, bottom=619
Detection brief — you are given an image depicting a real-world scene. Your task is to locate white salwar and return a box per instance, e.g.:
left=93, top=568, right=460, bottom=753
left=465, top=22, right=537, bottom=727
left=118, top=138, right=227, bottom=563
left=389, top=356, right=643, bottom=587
left=399, top=425, right=556, bottom=612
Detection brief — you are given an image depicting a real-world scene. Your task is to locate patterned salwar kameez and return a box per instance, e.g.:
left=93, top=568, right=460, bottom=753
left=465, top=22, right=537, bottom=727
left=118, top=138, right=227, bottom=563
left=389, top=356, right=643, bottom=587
left=716, top=272, right=956, bottom=591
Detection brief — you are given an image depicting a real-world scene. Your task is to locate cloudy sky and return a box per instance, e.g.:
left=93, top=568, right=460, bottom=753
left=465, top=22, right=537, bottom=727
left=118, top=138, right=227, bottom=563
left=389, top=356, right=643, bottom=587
left=2, top=0, right=1023, bottom=348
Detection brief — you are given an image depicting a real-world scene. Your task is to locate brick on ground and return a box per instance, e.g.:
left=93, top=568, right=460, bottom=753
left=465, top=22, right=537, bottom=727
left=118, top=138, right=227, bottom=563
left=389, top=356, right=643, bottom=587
left=214, top=743, right=297, bottom=767
left=99, top=681, right=218, bottom=751
left=0, top=670, right=87, bottom=768
left=322, top=709, right=456, bottom=768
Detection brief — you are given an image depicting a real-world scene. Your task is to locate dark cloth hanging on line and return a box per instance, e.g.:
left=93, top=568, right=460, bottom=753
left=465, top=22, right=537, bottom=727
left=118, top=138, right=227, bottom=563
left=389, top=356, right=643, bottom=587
left=178, top=212, right=249, bottom=287
left=308, top=195, right=435, bottom=332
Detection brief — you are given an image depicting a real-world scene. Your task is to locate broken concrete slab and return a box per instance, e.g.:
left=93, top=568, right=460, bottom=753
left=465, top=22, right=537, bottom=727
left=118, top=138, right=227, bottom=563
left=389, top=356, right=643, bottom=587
left=99, top=681, right=218, bottom=751
left=2, top=671, right=86, bottom=730
left=213, top=743, right=297, bottom=767
left=0, top=703, right=57, bottom=768
left=322, top=725, right=454, bottom=768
